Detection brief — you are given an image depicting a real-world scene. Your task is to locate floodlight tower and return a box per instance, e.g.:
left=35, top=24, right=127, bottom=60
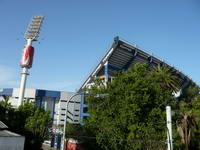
left=18, top=16, right=44, bottom=106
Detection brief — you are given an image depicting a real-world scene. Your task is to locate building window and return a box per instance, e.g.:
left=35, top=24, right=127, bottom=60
left=61, top=100, right=67, bottom=102
left=61, top=108, right=66, bottom=111
left=60, top=119, right=65, bottom=121
left=61, top=114, right=65, bottom=116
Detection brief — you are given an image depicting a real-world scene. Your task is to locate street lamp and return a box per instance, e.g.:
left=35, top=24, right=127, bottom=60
left=18, top=16, right=44, bottom=106
left=61, top=92, right=108, bottom=150
left=166, top=106, right=173, bottom=150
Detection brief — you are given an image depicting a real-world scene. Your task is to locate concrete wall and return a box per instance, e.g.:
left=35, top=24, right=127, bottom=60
left=56, top=92, right=82, bottom=125
left=0, top=136, right=25, bottom=150
left=57, top=92, right=74, bottom=125
left=12, top=88, right=36, bottom=98
left=12, top=88, right=36, bottom=107
left=53, top=98, right=59, bottom=125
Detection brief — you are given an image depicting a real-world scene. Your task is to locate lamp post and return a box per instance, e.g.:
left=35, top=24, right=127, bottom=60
left=166, top=106, right=173, bottom=150
left=61, top=92, right=108, bottom=150
left=18, top=16, right=44, bottom=106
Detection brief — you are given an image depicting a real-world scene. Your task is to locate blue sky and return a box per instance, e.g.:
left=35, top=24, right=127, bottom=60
left=0, top=0, right=200, bottom=92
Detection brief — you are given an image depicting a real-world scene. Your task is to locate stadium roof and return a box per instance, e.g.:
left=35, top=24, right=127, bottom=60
left=79, top=37, right=195, bottom=90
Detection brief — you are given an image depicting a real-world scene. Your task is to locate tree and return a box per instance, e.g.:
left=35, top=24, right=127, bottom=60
left=178, top=86, right=200, bottom=102
left=85, top=64, right=181, bottom=150
left=14, top=102, right=37, bottom=133
left=176, top=91, right=200, bottom=150
left=0, top=95, right=14, bottom=127
left=24, top=105, right=52, bottom=150
left=25, top=108, right=51, bottom=138
left=177, top=112, right=197, bottom=150
left=65, top=122, right=102, bottom=150
left=151, top=65, right=181, bottom=92
left=0, top=95, right=12, bottom=109
left=0, top=101, right=52, bottom=150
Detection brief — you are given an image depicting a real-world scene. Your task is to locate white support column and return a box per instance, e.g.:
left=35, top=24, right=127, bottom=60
left=166, top=106, right=173, bottom=150
left=27, top=38, right=32, bottom=46
left=18, top=67, right=29, bottom=106
left=104, top=61, right=109, bottom=83
left=18, top=39, right=32, bottom=106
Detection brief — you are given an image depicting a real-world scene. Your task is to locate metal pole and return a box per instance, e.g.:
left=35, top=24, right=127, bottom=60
left=166, top=106, right=173, bottom=150
left=18, top=39, right=32, bottom=106
left=61, top=92, right=102, bottom=150
left=104, top=61, right=109, bottom=83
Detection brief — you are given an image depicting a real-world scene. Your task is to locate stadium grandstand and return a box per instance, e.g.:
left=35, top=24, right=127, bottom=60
left=79, top=36, right=195, bottom=91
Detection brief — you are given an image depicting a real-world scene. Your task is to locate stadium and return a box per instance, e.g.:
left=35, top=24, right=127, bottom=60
left=80, top=36, right=195, bottom=91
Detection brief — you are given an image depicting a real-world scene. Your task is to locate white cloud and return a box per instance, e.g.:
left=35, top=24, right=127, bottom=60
left=0, top=65, right=18, bottom=87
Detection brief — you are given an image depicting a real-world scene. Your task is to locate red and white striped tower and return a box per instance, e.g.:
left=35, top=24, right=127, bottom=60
left=18, top=16, right=44, bottom=106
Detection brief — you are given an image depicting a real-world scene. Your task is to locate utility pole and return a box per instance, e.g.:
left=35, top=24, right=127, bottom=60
left=166, top=106, right=173, bottom=150
left=18, top=16, right=44, bottom=106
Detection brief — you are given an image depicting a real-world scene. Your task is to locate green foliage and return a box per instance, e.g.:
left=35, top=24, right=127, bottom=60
left=152, top=65, right=181, bottom=91
left=0, top=95, right=15, bottom=128
left=0, top=95, right=12, bottom=109
left=66, top=123, right=86, bottom=138
left=66, top=123, right=102, bottom=150
left=175, top=92, right=200, bottom=150
left=0, top=100, right=52, bottom=150
left=179, top=86, right=200, bottom=102
left=25, top=107, right=52, bottom=140
left=85, top=64, right=180, bottom=150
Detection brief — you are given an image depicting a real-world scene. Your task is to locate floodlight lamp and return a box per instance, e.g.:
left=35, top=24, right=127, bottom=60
left=33, top=16, right=43, bottom=19
left=24, top=16, right=44, bottom=41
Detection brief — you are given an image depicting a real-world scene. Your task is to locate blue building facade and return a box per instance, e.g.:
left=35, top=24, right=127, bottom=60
left=0, top=88, right=83, bottom=125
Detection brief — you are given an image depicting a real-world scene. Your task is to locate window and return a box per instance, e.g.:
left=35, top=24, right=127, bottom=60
left=61, top=100, right=67, bottom=102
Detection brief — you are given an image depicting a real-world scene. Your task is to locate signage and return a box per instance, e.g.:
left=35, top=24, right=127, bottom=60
left=20, top=45, right=34, bottom=68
